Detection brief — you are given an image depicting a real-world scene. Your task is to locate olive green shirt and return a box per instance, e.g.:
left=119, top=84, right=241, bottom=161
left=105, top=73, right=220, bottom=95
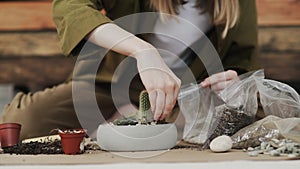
left=52, top=0, right=259, bottom=83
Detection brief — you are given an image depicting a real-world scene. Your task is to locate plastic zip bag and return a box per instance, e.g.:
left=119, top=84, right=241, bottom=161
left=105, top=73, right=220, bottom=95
left=206, top=70, right=265, bottom=143
left=178, top=70, right=265, bottom=146
left=231, top=115, right=300, bottom=149
left=178, top=83, right=225, bottom=144
left=256, top=79, right=300, bottom=118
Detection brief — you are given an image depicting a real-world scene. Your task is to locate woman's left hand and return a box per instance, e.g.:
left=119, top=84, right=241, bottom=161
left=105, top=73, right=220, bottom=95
left=200, top=70, right=238, bottom=92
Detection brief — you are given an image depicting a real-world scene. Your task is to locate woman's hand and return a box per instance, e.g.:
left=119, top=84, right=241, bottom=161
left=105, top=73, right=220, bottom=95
left=200, top=70, right=238, bottom=92
left=132, top=47, right=181, bottom=121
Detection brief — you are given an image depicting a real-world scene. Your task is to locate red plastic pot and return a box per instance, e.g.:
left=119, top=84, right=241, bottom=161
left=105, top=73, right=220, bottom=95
left=59, top=129, right=86, bottom=155
left=0, top=123, right=21, bottom=147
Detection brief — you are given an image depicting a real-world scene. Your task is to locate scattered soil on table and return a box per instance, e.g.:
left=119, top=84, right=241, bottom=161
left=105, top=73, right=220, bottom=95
left=2, top=140, right=63, bottom=155
left=1, top=137, right=102, bottom=155
left=172, top=141, right=203, bottom=150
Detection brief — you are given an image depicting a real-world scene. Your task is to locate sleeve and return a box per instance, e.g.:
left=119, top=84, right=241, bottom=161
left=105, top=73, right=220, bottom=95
left=52, top=0, right=112, bottom=56
left=221, top=0, right=260, bottom=74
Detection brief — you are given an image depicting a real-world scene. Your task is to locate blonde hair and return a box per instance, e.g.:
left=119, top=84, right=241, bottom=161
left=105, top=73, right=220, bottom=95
left=150, top=0, right=240, bottom=38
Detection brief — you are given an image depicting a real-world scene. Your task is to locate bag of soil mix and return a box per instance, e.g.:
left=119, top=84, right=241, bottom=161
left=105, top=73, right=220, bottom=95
left=231, top=115, right=300, bottom=149
left=178, top=70, right=264, bottom=146
left=256, top=79, right=300, bottom=118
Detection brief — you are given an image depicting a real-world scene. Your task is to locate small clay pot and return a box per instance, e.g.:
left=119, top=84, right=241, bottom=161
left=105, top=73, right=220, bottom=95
left=59, top=129, right=86, bottom=155
left=0, top=123, right=21, bottom=147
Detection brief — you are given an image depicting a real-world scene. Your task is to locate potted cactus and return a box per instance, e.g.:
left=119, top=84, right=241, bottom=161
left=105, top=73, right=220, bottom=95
left=97, top=90, right=178, bottom=152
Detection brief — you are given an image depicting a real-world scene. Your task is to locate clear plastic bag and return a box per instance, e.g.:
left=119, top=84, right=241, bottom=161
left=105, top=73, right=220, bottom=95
left=231, top=115, right=300, bottom=149
left=178, top=70, right=265, bottom=145
left=256, top=79, right=300, bottom=118
left=206, top=70, right=265, bottom=143
left=178, top=83, right=224, bottom=144
left=218, top=69, right=264, bottom=116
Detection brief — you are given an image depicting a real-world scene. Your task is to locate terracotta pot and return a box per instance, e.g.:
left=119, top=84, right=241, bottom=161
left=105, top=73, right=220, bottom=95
left=59, top=129, right=86, bottom=155
left=0, top=123, right=21, bottom=147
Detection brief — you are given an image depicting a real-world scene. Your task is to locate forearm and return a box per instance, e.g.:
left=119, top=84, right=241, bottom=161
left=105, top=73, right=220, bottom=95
left=87, top=23, right=153, bottom=58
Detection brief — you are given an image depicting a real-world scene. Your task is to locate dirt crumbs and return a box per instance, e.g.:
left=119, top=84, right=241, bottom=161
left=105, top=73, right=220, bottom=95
left=2, top=140, right=63, bottom=155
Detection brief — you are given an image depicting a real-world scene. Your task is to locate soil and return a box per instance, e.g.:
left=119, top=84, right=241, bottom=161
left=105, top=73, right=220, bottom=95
left=2, top=140, right=63, bottom=155
left=113, top=118, right=168, bottom=126
left=207, top=104, right=255, bottom=143
left=172, top=141, right=203, bottom=150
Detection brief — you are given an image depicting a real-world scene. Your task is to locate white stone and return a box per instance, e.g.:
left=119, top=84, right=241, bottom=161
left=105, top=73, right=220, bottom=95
left=209, top=135, right=233, bottom=152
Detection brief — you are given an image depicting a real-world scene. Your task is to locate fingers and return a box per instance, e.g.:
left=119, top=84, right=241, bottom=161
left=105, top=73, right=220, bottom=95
left=154, top=89, right=165, bottom=120
left=160, top=82, right=175, bottom=120
left=146, top=76, right=180, bottom=121
left=148, top=83, right=178, bottom=121
left=200, top=70, right=238, bottom=91
left=210, top=79, right=235, bottom=92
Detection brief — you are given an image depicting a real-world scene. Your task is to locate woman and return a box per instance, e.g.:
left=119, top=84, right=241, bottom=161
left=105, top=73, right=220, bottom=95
left=0, top=0, right=258, bottom=139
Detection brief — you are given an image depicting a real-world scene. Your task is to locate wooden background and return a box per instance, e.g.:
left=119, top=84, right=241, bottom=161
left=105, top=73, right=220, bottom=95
left=0, top=0, right=299, bottom=92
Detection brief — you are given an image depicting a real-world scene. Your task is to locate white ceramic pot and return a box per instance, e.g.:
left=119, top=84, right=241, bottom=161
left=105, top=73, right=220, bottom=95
left=97, top=123, right=178, bottom=151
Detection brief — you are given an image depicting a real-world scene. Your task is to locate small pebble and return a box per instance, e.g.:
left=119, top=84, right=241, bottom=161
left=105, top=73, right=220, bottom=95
left=287, top=154, right=298, bottom=158
left=260, top=142, right=267, bottom=150
left=270, top=150, right=281, bottom=156
left=266, top=146, right=274, bottom=152
left=247, top=147, right=254, bottom=151
left=286, top=143, right=294, bottom=153
left=271, top=138, right=280, bottom=144
left=248, top=151, right=259, bottom=157
left=209, top=135, right=233, bottom=153
left=277, top=146, right=286, bottom=153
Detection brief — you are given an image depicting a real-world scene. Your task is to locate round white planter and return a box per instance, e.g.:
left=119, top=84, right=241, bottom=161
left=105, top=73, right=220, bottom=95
left=97, top=123, right=178, bottom=151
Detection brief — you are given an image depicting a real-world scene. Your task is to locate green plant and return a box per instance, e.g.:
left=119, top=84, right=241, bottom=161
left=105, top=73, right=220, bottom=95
left=112, top=90, right=154, bottom=125
left=138, top=90, right=153, bottom=124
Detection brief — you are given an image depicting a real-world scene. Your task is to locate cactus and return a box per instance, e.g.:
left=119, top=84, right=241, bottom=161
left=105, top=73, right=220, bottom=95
left=112, top=90, right=154, bottom=125
left=138, top=90, right=153, bottom=124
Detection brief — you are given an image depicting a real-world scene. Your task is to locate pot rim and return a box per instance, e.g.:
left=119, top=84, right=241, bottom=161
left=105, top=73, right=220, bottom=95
left=59, top=132, right=86, bottom=138
left=59, top=129, right=86, bottom=138
left=0, top=123, right=21, bottom=130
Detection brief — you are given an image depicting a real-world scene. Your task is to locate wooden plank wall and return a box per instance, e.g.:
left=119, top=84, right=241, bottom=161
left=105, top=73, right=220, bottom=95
left=0, top=0, right=299, bottom=92
left=0, top=0, right=298, bottom=30
left=256, top=0, right=300, bottom=93
left=0, top=0, right=70, bottom=91
left=0, top=1, right=55, bottom=31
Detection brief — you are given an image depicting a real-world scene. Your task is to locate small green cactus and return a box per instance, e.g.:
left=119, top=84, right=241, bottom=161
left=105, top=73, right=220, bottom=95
left=138, top=90, right=153, bottom=124
left=139, top=90, right=151, bottom=112
left=112, top=90, right=154, bottom=125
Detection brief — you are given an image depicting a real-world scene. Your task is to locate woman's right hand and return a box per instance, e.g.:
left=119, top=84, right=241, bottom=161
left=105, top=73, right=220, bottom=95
left=132, top=46, right=181, bottom=121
